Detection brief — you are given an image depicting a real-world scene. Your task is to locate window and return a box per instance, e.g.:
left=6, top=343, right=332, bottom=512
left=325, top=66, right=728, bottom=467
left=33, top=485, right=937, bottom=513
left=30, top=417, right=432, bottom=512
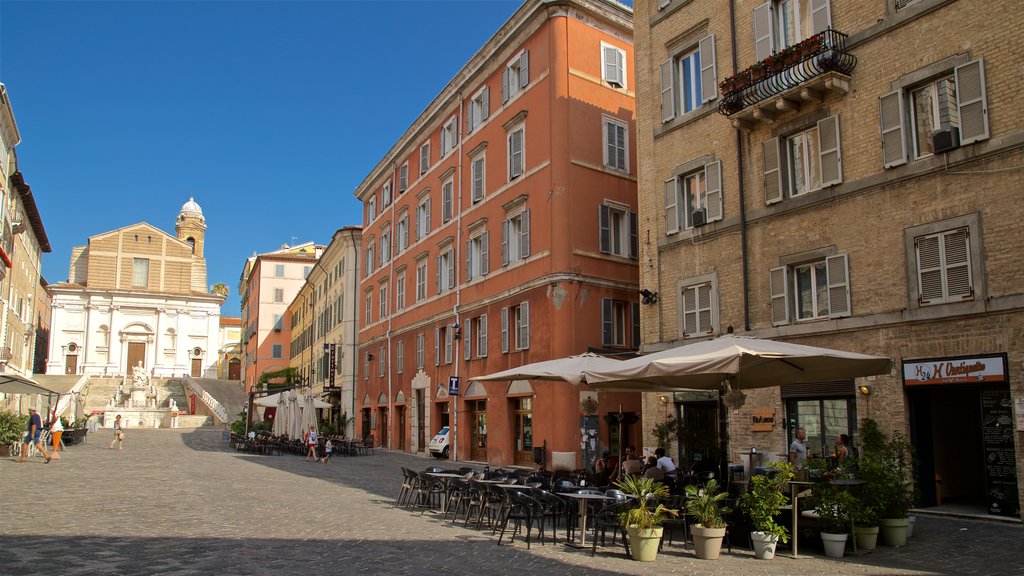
left=475, top=315, right=488, bottom=357
left=274, top=264, right=284, bottom=278
left=380, top=228, right=391, bottom=264
left=471, top=153, right=486, bottom=203
left=416, top=198, right=431, bottom=240
left=436, top=247, right=455, bottom=294
left=507, top=124, right=525, bottom=180
left=365, top=242, right=375, bottom=274
left=785, top=392, right=857, bottom=463
left=396, top=270, right=406, bottom=310
left=880, top=60, right=988, bottom=168
left=434, top=326, right=453, bottom=366
left=501, top=302, right=530, bottom=352
left=601, top=42, right=626, bottom=88
left=396, top=340, right=404, bottom=374
left=419, top=142, right=430, bottom=175
left=379, top=284, right=388, bottom=319
left=440, top=116, right=458, bottom=157
left=752, top=0, right=831, bottom=61
left=272, top=344, right=282, bottom=359
left=660, top=36, right=717, bottom=122
left=132, top=258, right=149, bottom=288
left=502, top=209, right=530, bottom=266
left=763, top=116, right=842, bottom=204
left=365, top=292, right=372, bottom=326
left=599, top=204, right=637, bottom=259
left=415, top=259, right=428, bottom=302
left=381, top=181, right=392, bottom=207
left=512, top=397, right=534, bottom=464
left=367, top=195, right=377, bottom=222
left=416, top=333, right=425, bottom=369
left=915, top=227, right=973, bottom=305
left=770, top=253, right=850, bottom=325
left=272, top=314, right=283, bottom=331
left=399, top=162, right=408, bottom=193
left=378, top=346, right=386, bottom=377
left=303, top=265, right=312, bottom=278
left=601, top=299, right=637, bottom=347
left=442, top=177, right=454, bottom=222
left=502, top=50, right=529, bottom=102
left=397, top=214, right=409, bottom=253
left=664, top=161, right=723, bottom=234
left=466, top=231, right=490, bottom=281
left=273, top=288, right=284, bottom=303
left=680, top=279, right=715, bottom=337
left=363, top=351, right=369, bottom=380
left=466, top=87, right=490, bottom=133
left=603, top=118, right=628, bottom=171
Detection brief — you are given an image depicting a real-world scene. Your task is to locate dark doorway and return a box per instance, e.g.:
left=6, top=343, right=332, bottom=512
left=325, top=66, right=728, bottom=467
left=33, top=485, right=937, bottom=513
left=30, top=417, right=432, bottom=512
left=396, top=406, right=407, bottom=451
left=228, top=359, right=241, bottom=380
left=127, top=342, right=145, bottom=372
left=416, top=390, right=425, bottom=451
left=677, top=400, right=720, bottom=475
left=65, top=354, right=77, bottom=375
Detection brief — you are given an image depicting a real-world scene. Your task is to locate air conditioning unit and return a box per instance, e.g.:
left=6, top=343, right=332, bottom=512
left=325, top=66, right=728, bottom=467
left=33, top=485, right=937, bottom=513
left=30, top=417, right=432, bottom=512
left=692, top=208, right=708, bottom=227
left=931, top=127, right=960, bottom=154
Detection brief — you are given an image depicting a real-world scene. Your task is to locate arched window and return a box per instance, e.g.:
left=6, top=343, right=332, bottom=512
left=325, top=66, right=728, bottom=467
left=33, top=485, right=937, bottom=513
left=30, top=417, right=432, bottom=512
left=186, top=237, right=196, bottom=254
left=165, top=328, right=176, bottom=350
left=97, top=325, right=110, bottom=348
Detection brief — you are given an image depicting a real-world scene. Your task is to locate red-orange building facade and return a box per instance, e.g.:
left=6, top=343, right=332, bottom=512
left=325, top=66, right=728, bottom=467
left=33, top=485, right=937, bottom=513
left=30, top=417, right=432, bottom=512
left=355, top=0, right=640, bottom=468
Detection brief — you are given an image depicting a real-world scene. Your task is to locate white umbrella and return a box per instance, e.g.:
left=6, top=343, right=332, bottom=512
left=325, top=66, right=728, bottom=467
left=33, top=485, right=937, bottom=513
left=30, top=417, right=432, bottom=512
left=255, top=391, right=332, bottom=409
left=473, top=352, right=622, bottom=385
left=582, top=335, right=892, bottom=391
left=286, top=390, right=305, bottom=441
left=271, top=390, right=290, bottom=437
left=300, top=388, right=319, bottom=435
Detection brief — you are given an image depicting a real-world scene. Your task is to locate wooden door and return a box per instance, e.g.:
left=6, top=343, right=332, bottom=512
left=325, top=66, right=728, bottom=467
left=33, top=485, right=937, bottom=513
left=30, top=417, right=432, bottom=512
left=470, top=400, right=488, bottom=462
left=127, top=342, right=146, bottom=373
left=191, top=358, right=202, bottom=377
left=416, top=390, right=425, bottom=450
left=65, top=355, right=77, bottom=375
left=397, top=406, right=406, bottom=451
left=228, top=359, right=241, bottom=380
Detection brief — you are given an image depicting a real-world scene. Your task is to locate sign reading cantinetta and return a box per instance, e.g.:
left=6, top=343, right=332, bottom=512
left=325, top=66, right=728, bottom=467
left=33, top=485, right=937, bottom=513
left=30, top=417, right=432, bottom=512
left=903, top=356, right=1006, bottom=386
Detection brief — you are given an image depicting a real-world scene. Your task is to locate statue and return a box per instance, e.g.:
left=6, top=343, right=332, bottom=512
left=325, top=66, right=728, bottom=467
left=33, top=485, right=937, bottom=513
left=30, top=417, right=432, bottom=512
left=169, top=398, right=178, bottom=412
left=132, top=361, right=148, bottom=387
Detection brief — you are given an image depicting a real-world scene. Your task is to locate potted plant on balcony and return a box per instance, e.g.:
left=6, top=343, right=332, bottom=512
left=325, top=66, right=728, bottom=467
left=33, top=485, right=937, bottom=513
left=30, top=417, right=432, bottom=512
left=685, top=479, right=731, bottom=559
left=740, top=462, right=795, bottom=559
left=614, top=475, right=678, bottom=561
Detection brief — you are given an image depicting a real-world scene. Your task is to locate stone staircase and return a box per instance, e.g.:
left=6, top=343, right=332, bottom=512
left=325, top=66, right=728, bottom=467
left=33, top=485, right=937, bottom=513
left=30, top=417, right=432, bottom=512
left=83, top=377, right=190, bottom=413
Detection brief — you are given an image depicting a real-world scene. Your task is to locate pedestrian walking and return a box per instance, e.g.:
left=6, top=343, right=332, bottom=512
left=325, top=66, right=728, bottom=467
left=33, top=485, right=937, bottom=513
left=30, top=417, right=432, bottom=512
left=305, top=426, right=318, bottom=462
left=19, top=407, right=51, bottom=463
left=109, top=415, right=125, bottom=450
left=50, top=416, right=64, bottom=460
left=322, top=439, right=333, bottom=463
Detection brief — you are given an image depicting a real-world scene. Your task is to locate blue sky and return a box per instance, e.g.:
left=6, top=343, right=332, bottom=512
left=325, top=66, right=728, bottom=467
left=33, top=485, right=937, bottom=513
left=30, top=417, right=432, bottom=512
left=0, top=0, right=524, bottom=313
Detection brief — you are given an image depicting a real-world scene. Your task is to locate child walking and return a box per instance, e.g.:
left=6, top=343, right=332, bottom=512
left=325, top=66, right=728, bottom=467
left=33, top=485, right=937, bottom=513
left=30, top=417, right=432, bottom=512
left=109, top=415, right=125, bottom=450
left=322, top=439, right=333, bottom=463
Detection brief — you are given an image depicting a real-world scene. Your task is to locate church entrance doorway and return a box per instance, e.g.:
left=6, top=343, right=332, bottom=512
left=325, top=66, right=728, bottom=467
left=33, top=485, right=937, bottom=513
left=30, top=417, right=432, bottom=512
left=191, top=358, right=202, bottom=377
left=127, top=342, right=146, bottom=373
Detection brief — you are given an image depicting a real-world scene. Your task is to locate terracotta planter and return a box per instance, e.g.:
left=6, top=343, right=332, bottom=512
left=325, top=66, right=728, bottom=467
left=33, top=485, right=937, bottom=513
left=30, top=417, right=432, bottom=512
left=853, top=525, right=879, bottom=550
left=626, top=526, right=663, bottom=562
left=0, top=444, right=10, bottom=457
left=691, top=525, right=726, bottom=559
left=821, top=531, right=848, bottom=558
left=878, top=517, right=909, bottom=547
left=750, top=531, right=779, bottom=560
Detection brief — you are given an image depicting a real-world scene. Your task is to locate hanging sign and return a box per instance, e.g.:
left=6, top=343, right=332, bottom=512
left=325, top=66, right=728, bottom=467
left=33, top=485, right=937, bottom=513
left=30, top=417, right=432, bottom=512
left=751, top=408, right=775, bottom=432
left=448, top=376, right=459, bottom=396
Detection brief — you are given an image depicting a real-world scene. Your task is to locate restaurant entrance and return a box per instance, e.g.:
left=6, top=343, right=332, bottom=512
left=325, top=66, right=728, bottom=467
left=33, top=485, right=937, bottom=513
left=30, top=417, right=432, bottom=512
left=674, top=390, right=722, bottom=476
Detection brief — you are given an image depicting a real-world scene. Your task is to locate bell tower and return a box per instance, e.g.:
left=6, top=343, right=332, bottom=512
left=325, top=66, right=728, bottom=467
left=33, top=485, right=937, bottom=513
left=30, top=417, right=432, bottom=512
left=176, top=197, right=208, bottom=292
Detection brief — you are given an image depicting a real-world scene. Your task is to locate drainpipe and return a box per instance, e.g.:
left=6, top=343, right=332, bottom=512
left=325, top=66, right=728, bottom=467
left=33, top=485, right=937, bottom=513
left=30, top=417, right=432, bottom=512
left=729, top=0, right=751, bottom=332
left=453, top=90, right=465, bottom=463
left=386, top=161, right=398, bottom=453
left=351, top=231, right=360, bottom=440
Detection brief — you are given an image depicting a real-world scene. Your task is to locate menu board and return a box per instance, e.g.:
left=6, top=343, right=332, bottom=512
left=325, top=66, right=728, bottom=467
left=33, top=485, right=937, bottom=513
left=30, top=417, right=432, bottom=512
left=981, top=389, right=1020, bottom=517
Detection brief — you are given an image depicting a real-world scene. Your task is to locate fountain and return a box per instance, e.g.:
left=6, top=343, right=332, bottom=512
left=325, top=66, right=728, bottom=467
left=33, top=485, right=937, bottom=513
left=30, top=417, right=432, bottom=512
left=102, top=361, right=178, bottom=429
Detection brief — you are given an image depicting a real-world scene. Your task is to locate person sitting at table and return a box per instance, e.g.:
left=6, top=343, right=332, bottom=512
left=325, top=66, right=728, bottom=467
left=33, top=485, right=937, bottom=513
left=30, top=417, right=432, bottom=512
left=620, top=445, right=643, bottom=478
left=605, top=455, right=621, bottom=484
left=654, top=447, right=678, bottom=479
left=642, top=456, right=665, bottom=481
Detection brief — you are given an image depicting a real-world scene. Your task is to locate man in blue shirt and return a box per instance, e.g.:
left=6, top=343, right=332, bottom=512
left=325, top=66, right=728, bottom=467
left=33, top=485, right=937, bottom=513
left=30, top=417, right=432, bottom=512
left=19, top=407, right=51, bottom=463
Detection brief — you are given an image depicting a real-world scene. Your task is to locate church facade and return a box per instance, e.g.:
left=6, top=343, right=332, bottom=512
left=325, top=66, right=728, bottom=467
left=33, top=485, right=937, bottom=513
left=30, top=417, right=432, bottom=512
left=46, top=198, right=224, bottom=378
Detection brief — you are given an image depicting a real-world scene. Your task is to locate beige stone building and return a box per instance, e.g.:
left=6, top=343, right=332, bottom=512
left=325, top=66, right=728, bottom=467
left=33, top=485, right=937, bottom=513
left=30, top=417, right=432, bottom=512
left=217, top=316, right=242, bottom=380
left=636, top=0, right=1023, bottom=519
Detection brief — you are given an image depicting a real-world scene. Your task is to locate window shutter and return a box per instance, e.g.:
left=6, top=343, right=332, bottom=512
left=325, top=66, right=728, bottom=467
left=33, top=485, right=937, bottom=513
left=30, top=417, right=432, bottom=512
left=603, top=45, right=618, bottom=84
left=481, top=232, right=489, bottom=275
left=520, top=209, right=531, bottom=258
left=434, top=328, right=440, bottom=366
left=601, top=298, right=613, bottom=346
left=660, top=59, right=676, bottom=123
left=465, top=321, right=472, bottom=361
left=466, top=239, right=473, bottom=282
left=519, top=51, right=529, bottom=88
left=916, top=234, right=943, bottom=304
left=480, top=315, right=488, bottom=357
left=447, top=251, right=455, bottom=289
left=944, top=228, right=973, bottom=299
left=879, top=91, right=908, bottom=168
left=599, top=205, right=611, bottom=254
left=699, top=35, right=717, bottom=103
left=683, top=286, right=697, bottom=336
left=519, top=301, right=530, bottom=349
left=763, top=138, right=784, bottom=204
left=770, top=266, right=790, bottom=326
left=425, top=198, right=432, bottom=232
left=697, top=283, right=713, bottom=333
left=502, top=67, right=510, bottom=103
left=435, top=255, right=441, bottom=294
left=501, top=219, right=510, bottom=265
left=826, top=253, right=851, bottom=318
left=501, top=307, right=509, bottom=353
left=753, top=2, right=774, bottom=62
left=704, top=160, right=723, bottom=222
left=810, top=0, right=831, bottom=35
left=445, top=326, right=453, bottom=364
left=481, top=86, right=490, bottom=120
left=629, top=211, right=639, bottom=259
left=817, top=115, right=843, bottom=187
left=955, top=59, right=989, bottom=145
left=465, top=101, right=474, bottom=134
left=665, top=178, right=679, bottom=234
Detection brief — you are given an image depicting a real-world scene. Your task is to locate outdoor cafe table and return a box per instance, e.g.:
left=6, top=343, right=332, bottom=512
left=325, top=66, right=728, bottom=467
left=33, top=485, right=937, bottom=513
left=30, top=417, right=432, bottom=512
left=560, top=492, right=610, bottom=548
left=427, top=472, right=465, bottom=514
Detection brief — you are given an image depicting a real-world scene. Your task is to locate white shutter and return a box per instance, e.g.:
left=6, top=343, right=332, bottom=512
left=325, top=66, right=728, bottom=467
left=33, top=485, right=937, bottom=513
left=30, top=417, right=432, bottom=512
left=520, top=209, right=531, bottom=258
left=481, top=231, right=489, bottom=275
left=943, top=228, right=973, bottom=299
left=682, top=286, right=697, bottom=336
left=753, top=2, right=774, bottom=62
left=466, top=239, right=473, bottom=282
left=445, top=326, right=453, bottom=364
left=502, top=67, right=510, bottom=103
left=501, top=219, right=510, bottom=265
left=826, top=253, right=850, bottom=318
left=810, top=0, right=832, bottom=36
left=916, top=234, right=943, bottom=304
left=697, top=283, right=713, bottom=333
left=665, top=178, right=679, bottom=234
left=658, top=0, right=671, bottom=9
left=704, top=161, right=723, bottom=222
left=425, top=198, right=431, bottom=232
left=434, top=328, right=440, bottom=366
left=629, top=211, right=638, bottom=259
left=601, top=298, right=613, bottom=345
left=603, top=45, right=618, bottom=84
left=879, top=91, right=908, bottom=168
left=447, top=251, right=455, bottom=289
left=699, top=35, right=717, bottom=103
left=817, top=115, right=843, bottom=187
left=631, top=301, right=641, bottom=349
left=465, top=101, right=474, bottom=134
left=435, top=255, right=441, bottom=294
left=660, top=59, right=676, bottom=123
left=519, top=301, right=530, bottom=349
left=501, top=307, right=509, bottom=353
left=770, top=266, right=789, bottom=326
left=480, top=315, right=488, bottom=357
left=955, top=59, right=989, bottom=145
left=519, top=51, right=529, bottom=88
left=763, top=138, right=784, bottom=204
left=481, top=86, right=490, bottom=120
left=599, top=205, right=611, bottom=253
left=464, top=321, right=472, bottom=361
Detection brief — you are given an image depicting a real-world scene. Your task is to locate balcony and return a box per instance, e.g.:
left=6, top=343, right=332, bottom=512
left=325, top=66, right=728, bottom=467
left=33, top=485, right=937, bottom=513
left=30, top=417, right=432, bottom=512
left=0, top=347, right=11, bottom=365
left=718, top=29, right=857, bottom=129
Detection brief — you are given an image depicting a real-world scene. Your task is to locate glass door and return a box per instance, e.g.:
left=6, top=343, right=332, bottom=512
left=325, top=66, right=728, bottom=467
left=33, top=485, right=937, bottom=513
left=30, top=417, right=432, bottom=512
left=512, top=397, right=534, bottom=466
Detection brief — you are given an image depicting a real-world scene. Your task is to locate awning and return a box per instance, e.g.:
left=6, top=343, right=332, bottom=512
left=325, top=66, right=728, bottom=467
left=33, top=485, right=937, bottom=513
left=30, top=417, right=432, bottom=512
left=0, top=373, right=62, bottom=395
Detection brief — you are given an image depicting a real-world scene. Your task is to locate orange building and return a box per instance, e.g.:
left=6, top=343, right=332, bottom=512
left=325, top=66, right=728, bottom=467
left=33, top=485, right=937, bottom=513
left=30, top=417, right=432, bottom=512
left=355, top=0, right=640, bottom=468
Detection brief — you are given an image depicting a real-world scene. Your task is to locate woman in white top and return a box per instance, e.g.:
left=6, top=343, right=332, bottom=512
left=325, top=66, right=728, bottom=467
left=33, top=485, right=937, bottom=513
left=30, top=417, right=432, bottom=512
left=50, top=416, right=64, bottom=459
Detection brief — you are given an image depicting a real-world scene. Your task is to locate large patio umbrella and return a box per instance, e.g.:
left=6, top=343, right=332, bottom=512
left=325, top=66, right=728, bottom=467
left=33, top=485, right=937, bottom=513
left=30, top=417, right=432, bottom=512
left=271, top=390, right=291, bottom=437
left=581, top=334, right=892, bottom=391
left=256, top=391, right=331, bottom=409
left=473, top=352, right=623, bottom=385
left=300, top=388, right=319, bottom=435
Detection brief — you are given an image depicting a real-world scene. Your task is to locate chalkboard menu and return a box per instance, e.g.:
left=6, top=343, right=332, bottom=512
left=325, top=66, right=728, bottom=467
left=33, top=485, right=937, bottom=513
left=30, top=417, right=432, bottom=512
left=981, top=389, right=1020, bottom=517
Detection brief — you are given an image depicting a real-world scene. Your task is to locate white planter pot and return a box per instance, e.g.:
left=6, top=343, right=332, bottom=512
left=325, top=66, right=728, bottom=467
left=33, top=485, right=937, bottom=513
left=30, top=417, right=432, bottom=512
left=625, top=526, right=663, bottom=562
left=750, top=531, right=779, bottom=560
left=906, top=515, right=916, bottom=538
left=821, top=531, right=848, bottom=558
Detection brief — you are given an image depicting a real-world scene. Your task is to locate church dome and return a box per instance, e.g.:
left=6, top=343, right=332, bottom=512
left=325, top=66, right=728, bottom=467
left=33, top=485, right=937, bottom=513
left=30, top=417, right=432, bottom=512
left=179, top=197, right=204, bottom=221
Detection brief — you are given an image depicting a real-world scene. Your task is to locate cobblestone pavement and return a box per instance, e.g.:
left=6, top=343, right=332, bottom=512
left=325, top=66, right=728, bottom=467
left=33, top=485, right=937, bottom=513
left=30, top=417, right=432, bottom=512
left=2, top=428, right=1023, bottom=576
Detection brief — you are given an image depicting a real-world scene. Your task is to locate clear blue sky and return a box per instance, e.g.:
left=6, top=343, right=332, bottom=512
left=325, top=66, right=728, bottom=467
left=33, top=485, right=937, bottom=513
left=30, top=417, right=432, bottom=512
left=0, top=0, right=524, bottom=314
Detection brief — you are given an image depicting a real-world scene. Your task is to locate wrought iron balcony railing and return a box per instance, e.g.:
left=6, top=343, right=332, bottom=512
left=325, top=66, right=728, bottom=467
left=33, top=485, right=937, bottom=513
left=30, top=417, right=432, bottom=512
left=718, top=28, right=857, bottom=117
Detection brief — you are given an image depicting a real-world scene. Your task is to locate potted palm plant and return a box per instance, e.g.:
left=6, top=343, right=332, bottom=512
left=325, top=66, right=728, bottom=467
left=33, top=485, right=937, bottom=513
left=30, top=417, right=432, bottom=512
left=0, top=410, right=27, bottom=457
left=613, top=475, right=678, bottom=561
left=685, top=479, right=731, bottom=559
left=740, top=462, right=795, bottom=559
